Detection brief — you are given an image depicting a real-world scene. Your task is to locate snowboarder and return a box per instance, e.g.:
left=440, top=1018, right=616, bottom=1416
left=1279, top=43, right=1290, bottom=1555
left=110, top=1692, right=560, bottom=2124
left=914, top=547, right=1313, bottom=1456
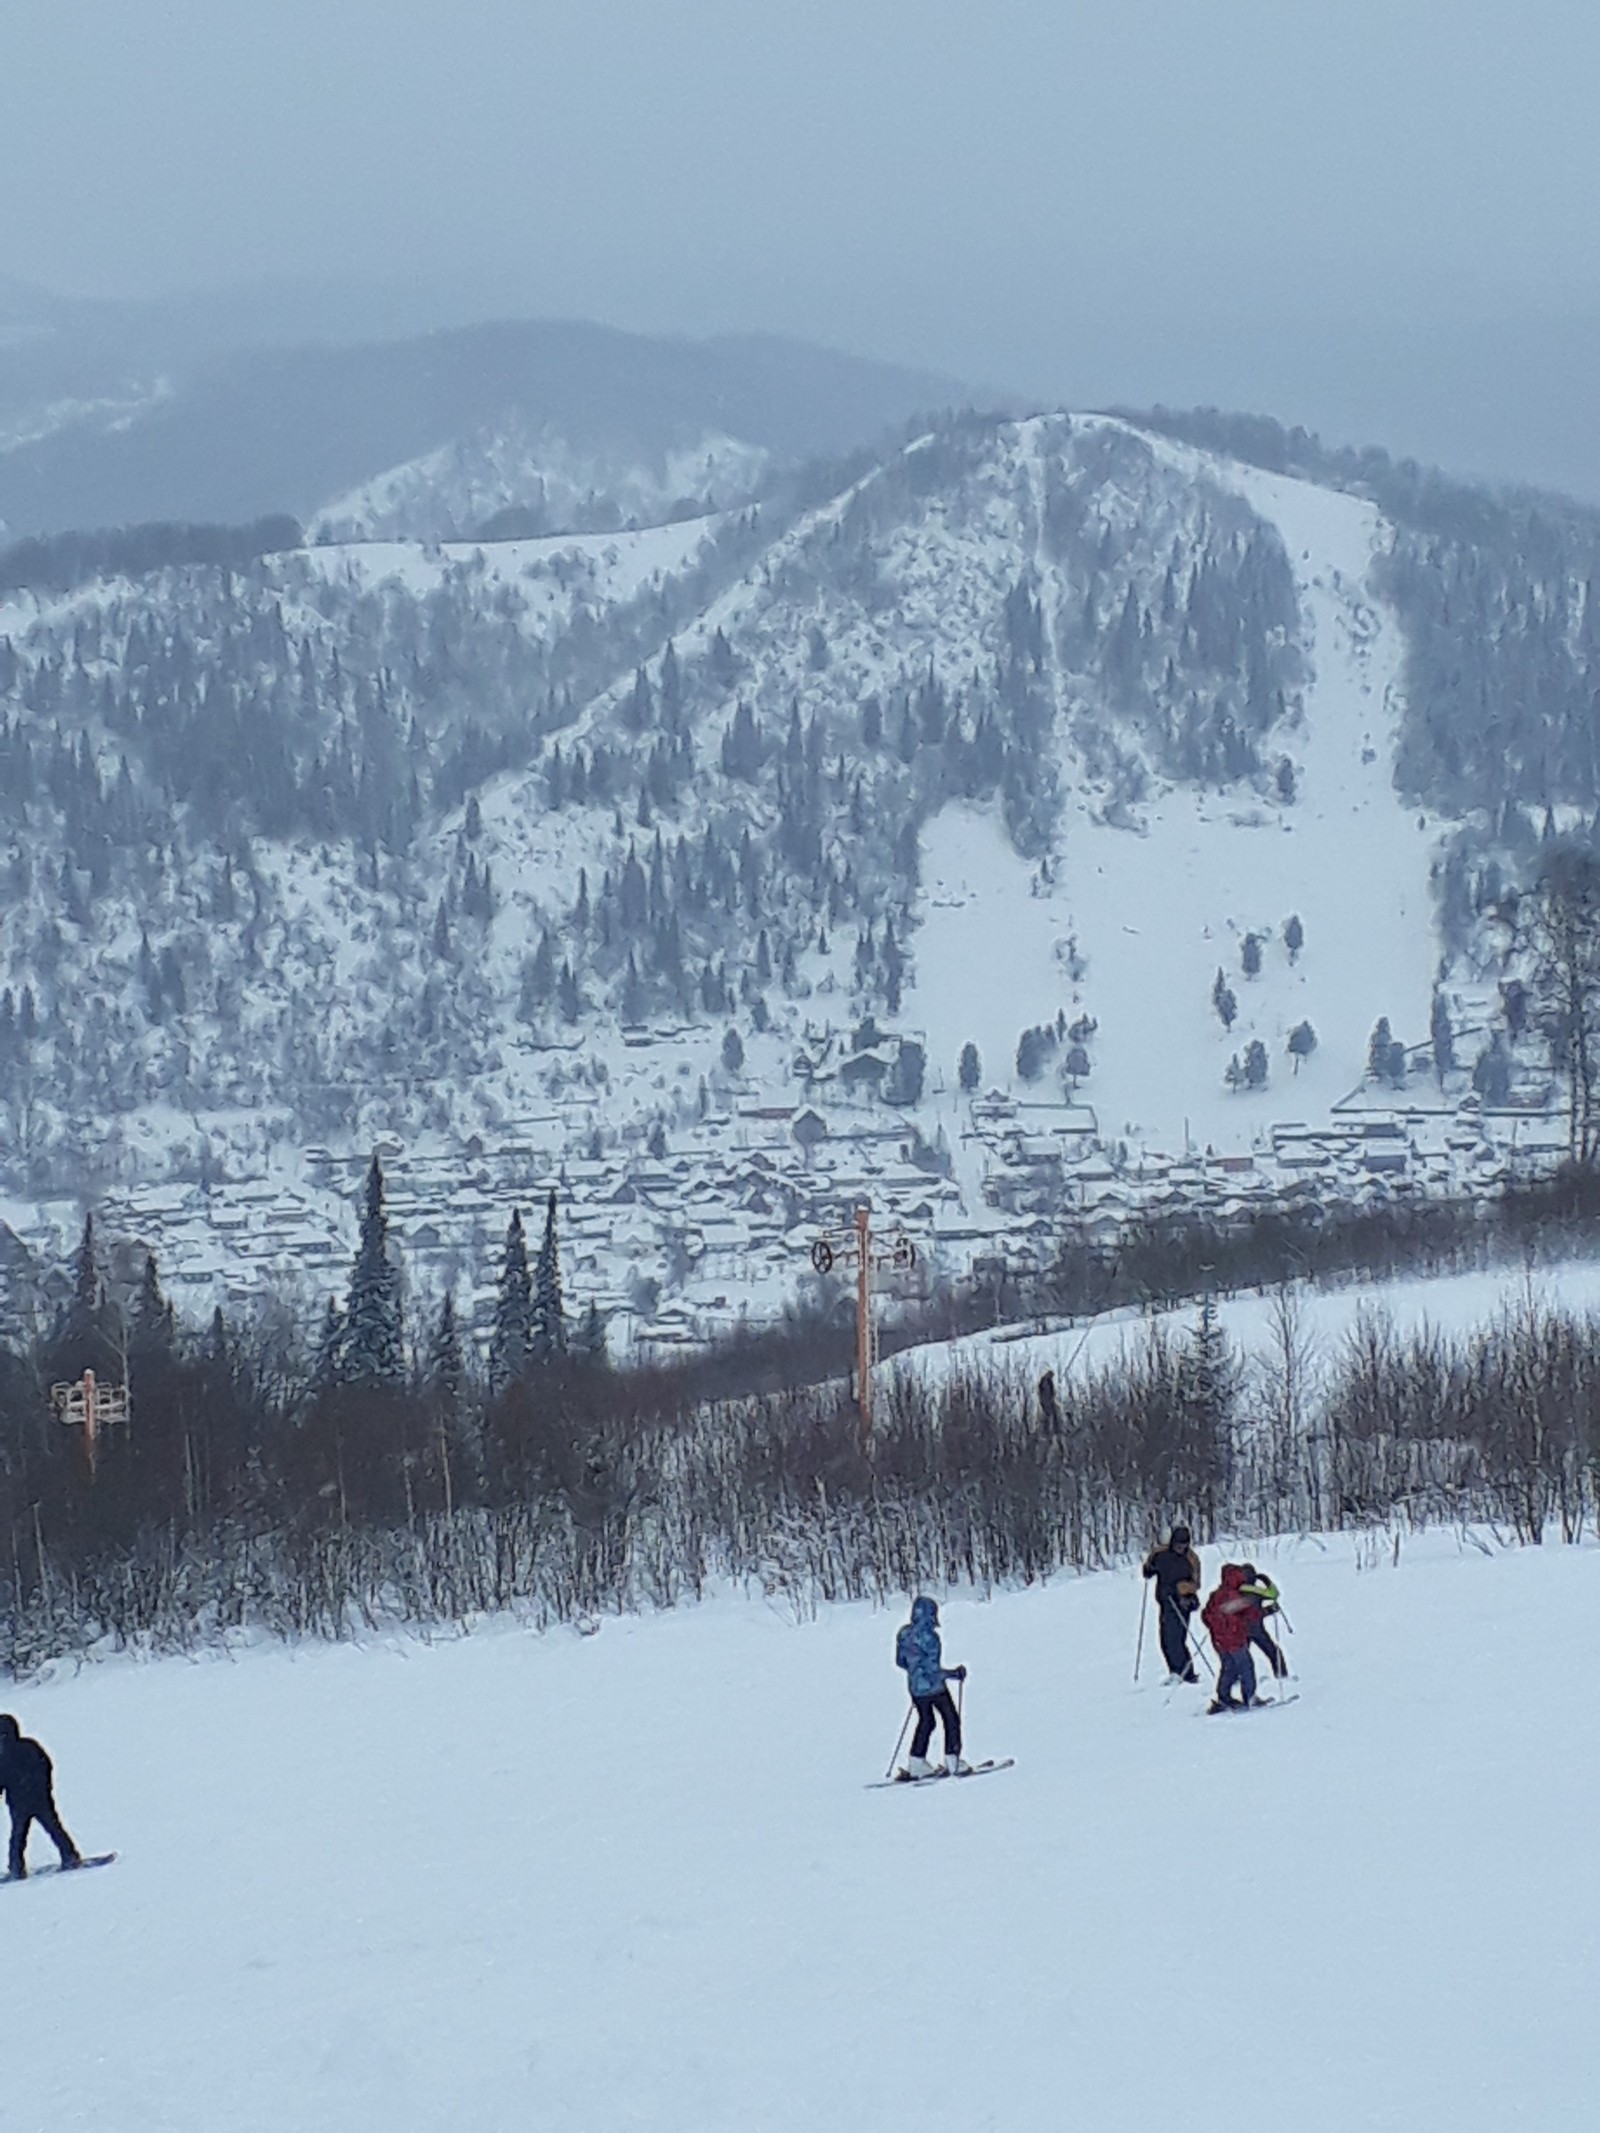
left=1239, top=1564, right=1288, bottom=1681
left=0, top=1714, right=82, bottom=1879
left=894, top=1596, right=970, bottom=1777
left=1201, top=1564, right=1264, bottom=1712
left=1142, top=1524, right=1202, bottom=1682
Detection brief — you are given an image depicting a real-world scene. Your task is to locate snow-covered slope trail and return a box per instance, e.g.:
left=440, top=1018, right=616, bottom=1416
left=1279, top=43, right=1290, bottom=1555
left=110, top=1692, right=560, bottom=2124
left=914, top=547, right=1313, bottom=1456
left=912, top=421, right=1441, bottom=1154
left=7, top=1530, right=1596, bottom=2132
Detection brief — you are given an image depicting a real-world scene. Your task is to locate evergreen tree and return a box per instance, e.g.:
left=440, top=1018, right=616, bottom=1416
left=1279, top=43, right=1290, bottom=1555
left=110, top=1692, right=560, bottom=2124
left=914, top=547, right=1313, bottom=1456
left=69, top=1211, right=100, bottom=1336
left=1287, top=1020, right=1318, bottom=1072
left=427, top=1290, right=466, bottom=1414
left=1430, top=992, right=1456, bottom=1084
left=577, top=1300, right=608, bottom=1361
left=1472, top=1036, right=1513, bottom=1106
left=1183, top=1291, right=1237, bottom=1451
left=1212, top=969, right=1238, bottom=1029
left=311, top=1295, right=346, bottom=1392
left=130, top=1250, right=176, bottom=1360
left=532, top=1190, right=567, bottom=1363
left=1283, top=913, right=1304, bottom=963
left=1241, top=932, right=1262, bottom=979
left=1244, top=1037, right=1269, bottom=1088
left=1368, top=1017, right=1394, bottom=1080
left=54, top=1211, right=122, bottom=1380
left=1016, top=1026, right=1049, bottom=1082
left=344, top=1153, right=404, bottom=1385
left=489, top=1210, right=533, bottom=1391
left=721, top=1026, right=745, bottom=1074
left=958, top=1040, right=981, bottom=1093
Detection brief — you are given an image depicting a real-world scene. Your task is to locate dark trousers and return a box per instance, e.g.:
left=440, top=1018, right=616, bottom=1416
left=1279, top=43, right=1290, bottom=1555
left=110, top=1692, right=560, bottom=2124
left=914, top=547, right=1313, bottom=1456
left=1250, top=1624, right=1287, bottom=1678
left=911, top=1689, right=961, bottom=1759
left=1158, top=1600, right=1197, bottom=1680
left=8, top=1796, right=79, bottom=1877
left=1216, top=1649, right=1257, bottom=1708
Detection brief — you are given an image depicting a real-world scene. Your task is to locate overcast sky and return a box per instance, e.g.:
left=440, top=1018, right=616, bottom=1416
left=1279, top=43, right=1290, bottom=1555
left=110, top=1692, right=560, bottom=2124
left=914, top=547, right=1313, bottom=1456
left=5, top=0, right=1599, bottom=487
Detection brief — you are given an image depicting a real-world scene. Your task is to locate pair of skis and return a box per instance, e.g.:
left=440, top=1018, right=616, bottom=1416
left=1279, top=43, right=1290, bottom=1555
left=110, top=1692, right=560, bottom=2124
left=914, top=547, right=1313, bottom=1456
left=866, top=1758, right=1015, bottom=1791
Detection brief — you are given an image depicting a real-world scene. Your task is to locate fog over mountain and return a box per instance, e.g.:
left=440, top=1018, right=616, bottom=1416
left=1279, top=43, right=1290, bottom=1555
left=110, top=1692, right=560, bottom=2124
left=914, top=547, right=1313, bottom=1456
left=8, top=2, right=1600, bottom=505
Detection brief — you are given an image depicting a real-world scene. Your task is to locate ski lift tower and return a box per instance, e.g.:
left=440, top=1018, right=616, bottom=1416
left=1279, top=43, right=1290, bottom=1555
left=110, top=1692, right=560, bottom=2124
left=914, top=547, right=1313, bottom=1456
left=810, top=1203, right=917, bottom=1444
left=51, top=1368, right=130, bottom=1478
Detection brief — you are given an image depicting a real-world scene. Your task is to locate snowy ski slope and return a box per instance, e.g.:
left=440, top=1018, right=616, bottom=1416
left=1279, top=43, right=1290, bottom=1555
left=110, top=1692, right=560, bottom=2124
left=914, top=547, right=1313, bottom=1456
left=8, top=1535, right=1593, bottom=2131
left=913, top=429, right=1441, bottom=1153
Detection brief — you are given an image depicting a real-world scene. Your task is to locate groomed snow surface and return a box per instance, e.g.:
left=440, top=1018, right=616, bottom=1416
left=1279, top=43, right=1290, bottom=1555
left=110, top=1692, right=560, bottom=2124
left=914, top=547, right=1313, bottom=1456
left=10, top=1523, right=1597, bottom=2128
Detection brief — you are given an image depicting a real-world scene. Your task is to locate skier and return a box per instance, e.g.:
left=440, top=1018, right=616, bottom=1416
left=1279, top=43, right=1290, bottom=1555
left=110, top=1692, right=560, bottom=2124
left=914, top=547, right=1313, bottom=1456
left=894, top=1596, right=970, bottom=1777
left=1142, top=1523, right=1202, bottom=1682
left=1239, top=1564, right=1288, bottom=1681
left=0, top=1714, right=82, bottom=1879
left=1201, top=1564, right=1264, bottom=1712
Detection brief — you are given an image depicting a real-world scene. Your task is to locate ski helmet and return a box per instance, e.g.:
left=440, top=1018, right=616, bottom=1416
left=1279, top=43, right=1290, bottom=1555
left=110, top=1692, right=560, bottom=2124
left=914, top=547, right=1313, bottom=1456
left=1170, top=1524, right=1191, bottom=1549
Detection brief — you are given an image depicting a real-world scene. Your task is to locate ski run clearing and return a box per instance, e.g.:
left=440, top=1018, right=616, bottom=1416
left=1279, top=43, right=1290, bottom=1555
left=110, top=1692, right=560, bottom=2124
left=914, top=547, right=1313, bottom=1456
left=8, top=1519, right=1595, bottom=2132
left=10, top=1258, right=1600, bottom=2133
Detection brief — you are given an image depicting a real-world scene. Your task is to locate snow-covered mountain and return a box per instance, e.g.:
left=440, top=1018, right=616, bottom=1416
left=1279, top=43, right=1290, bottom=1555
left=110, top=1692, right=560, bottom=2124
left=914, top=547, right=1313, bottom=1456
left=0, top=308, right=960, bottom=539
left=307, top=421, right=772, bottom=546
left=0, top=405, right=1593, bottom=1331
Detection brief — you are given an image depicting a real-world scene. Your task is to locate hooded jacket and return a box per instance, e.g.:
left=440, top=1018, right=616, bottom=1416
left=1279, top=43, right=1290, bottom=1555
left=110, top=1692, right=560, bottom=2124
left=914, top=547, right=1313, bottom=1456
left=0, top=1715, right=55, bottom=1810
left=1202, top=1565, right=1262, bottom=1656
left=1142, top=1541, right=1201, bottom=1610
left=895, top=1597, right=951, bottom=1700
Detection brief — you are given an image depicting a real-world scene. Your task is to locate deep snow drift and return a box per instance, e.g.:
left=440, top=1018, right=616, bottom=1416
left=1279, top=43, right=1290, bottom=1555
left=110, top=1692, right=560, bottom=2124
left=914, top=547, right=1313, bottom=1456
left=7, top=1523, right=1595, bottom=2131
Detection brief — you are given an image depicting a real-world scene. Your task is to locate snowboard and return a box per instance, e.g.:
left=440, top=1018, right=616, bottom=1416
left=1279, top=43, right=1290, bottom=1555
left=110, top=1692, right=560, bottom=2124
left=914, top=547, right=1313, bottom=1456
left=2, top=1851, right=116, bottom=1883
left=866, top=1758, right=1015, bottom=1790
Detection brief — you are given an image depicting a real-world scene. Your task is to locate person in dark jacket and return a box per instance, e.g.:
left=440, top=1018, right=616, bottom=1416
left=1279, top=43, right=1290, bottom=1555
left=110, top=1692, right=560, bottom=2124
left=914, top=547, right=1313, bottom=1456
left=1037, top=1368, right=1061, bottom=1432
left=1239, top=1565, right=1288, bottom=1681
left=0, top=1713, right=82, bottom=1879
left=894, top=1596, right=970, bottom=1777
left=1201, top=1564, right=1264, bottom=1712
left=1142, top=1525, right=1202, bottom=1682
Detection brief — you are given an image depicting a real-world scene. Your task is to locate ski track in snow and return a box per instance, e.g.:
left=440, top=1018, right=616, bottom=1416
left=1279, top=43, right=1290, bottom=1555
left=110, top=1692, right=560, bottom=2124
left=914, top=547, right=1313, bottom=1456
left=6, top=1519, right=1597, bottom=2131
left=913, top=425, right=1442, bottom=1156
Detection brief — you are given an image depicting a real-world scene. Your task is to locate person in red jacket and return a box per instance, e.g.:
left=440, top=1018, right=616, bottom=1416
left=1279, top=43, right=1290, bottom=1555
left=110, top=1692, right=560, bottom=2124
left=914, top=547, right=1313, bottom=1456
left=1201, top=1563, right=1264, bottom=1713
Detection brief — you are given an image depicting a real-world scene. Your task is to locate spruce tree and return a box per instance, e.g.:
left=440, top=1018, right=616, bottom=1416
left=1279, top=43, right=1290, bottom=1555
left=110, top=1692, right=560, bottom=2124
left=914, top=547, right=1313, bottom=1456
left=533, top=1190, right=567, bottom=1362
left=130, top=1250, right=176, bottom=1360
left=312, top=1295, right=346, bottom=1392
left=489, top=1209, right=533, bottom=1391
left=344, top=1153, right=404, bottom=1386
left=577, top=1300, right=607, bottom=1361
left=427, top=1290, right=466, bottom=1414
left=68, top=1212, right=100, bottom=1340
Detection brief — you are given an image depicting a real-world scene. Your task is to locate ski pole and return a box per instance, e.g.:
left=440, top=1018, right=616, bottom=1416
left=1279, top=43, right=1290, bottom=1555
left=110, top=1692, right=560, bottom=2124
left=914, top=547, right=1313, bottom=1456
left=884, top=1702, right=913, bottom=1782
left=1134, top=1578, right=1149, bottom=1682
left=1183, top=1621, right=1216, bottom=1681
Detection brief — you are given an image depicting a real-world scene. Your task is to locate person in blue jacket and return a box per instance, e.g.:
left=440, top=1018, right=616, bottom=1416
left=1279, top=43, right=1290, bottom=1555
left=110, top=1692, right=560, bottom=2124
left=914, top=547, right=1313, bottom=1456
left=895, top=1596, right=971, bottom=1777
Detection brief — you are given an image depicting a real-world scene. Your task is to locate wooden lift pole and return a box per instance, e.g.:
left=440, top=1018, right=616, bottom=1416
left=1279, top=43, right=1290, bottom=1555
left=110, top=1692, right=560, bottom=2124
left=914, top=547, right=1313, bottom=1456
left=810, top=1202, right=918, bottom=1449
